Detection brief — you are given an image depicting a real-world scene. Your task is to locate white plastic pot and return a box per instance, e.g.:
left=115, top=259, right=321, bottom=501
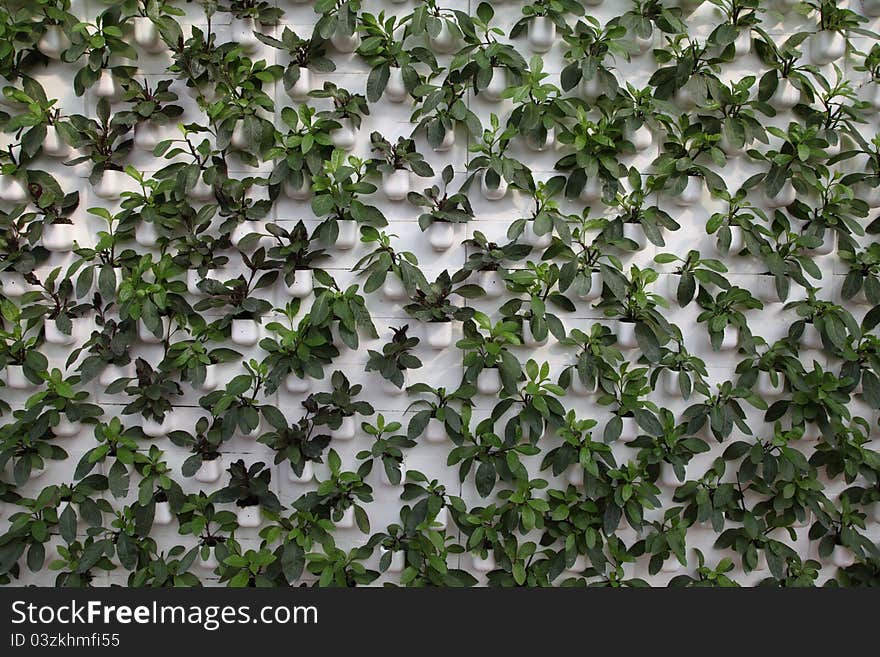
left=95, top=69, right=123, bottom=101
left=195, top=456, right=222, bottom=484
left=675, top=176, right=702, bottom=207
left=199, top=552, right=219, bottom=570
left=99, top=362, right=136, bottom=388
left=524, top=221, right=552, bottom=249
left=134, top=121, right=163, bottom=152
left=479, top=270, right=505, bottom=299
left=285, top=269, right=314, bottom=298
left=480, top=171, right=508, bottom=201
left=385, top=67, right=408, bottom=102
left=483, top=67, right=507, bottom=101
left=138, top=317, right=168, bottom=344
left=332, top=118, right=357, bottom=151
left=577, top=271, right=602, bottom=303
left=629, top=125, right=653, bottom=152
left=287, top=68, right=312, bottom=101
left=756, top=371, right=785, bottom=397
left=619, top=415, right=639, bottom=443
left=288, top=462, right=314, bottom=483
left=284, top=374, right=311, bottom=394
left=522, top=323, right=548, bottom=348
left=810, top=30, right=846, bottom=66
left=719, top=132, right=746, bottom=157
left=231, top=319, right=260, bottom=346
left=660, top=556, right=684, bottom=574
left=661, top=369, right=682, bottom=397
left=42, top=125, right=69, bottom=158
left=0, top=176, right=27, bottom=203
left=231, top=18, right=260, bottom=55
left=230, top=121, right=248, bottom=150
left=719, top=325, right=739, bottom=350
left=477, top=368, right=502, bottom=395
left=581, top=75, right=601, bottom=101
left=94, top=169, right=129, bottom=200
left=616, top=321, right=638, bottom=349
left=381, top=464, right=404, bottom=486
left=432, top=127, right=455, bottom=152
left=659, top=463, right=682, bottom=488
left=283, top=177, right=311, bottom=200
left=237, top=506, right=261, bottom=528
left=135, top=221, right=159, bottom=247
left=434, top=507, right=448, bottom=530
left=382, top=549, right=406, bottom=573
left=154, top=501, right=173, bottom=525
left=425, top=418, right=446, bottom=442
left=429, top=21, right=456, bottom=53
left=331, top=416, right=356, bottom=441
left=230, top=220, right=260, bottom=247
left=45, top=321, right=76, bottom=345
left=579, top=177, right=602, bottom=203
left=133, top=16, right=164, bottom=53
left=4, top=365, right=30, bottom=390
left=383, top=169, right=411, bottom=201
left=569, top=370, right=596, bottom=396
left=831, top=545, right=854, bottom=568
left=427, top=222, right=455, bottom=251
left=200, top=365, right=218, bottom=392
left=528, top=17, right=556, bottom=53
left=53, top=416, right=81, bottom=438
left=336, top=219, right=358, bottom=249
left=186, top=270, right=204, bottom=296
left=337, top=506, right=355, bottom=529
left=0, top=272, right=31, bottom=297
left=756, top=275, right=782, bottom=304
left=810, top=229, right=836, bottom=256
left=141, top=417, right=169, bottom=438
left=728, top=226, right=745, bottom=254
left=426, top=321, right=453, bottom=349
left=800, top=323, right=823, bottom=350
left=42, top=223, right=78, bottom=252
left=525, top=127, right=554, bottom=152
left=381, top=374, right=407, bottom=396
left=764, top=180, right=796, bottom=208
left=189, top=177, right=214, bottom=201
left=382, top=275, right=407, bottom=301
left=770, top=78, right=800, bottom=110
left=858, top=181, right=880, bottom=208
left=37, top=25, right=69, bottom=59
left=734, top=30, right=751, bottom=57
left=472, top=554, right=496, bottom=573
left=622, top=223, right=647, bottom=251
left=330, top=27, right=360, bottom=53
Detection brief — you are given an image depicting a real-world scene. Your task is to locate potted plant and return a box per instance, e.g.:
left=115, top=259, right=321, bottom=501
left=194, top=260, right=274, bottom=347
left=409, top=165, right=473, bottom=252
left=269, top=105, right=337, bottom=200
left=312, top=82, right=369, bottom=151
left=695, top=286, right=761, bottom=351
left=606, top=170, right=679, bottom=251
left=651, top=336, right=710, bottom=399
left=115, top=78, right=183, bottom=153
left=504, top=56, right=577, bottom=152
left=357, top=414, right=415, bottom=486
left=357, top=11, right=430, bottom=103
left=558, top=324, right=624, bottom=396
left=510, top=0, right=584, bottom=54
left=310, top=371, right=375, bottom=441
left=457, top=312, right=522, bottom=395
left=63, top=100, right=133, bottom=195
left=224, top=0, right=283, bottom=55
left=365, top=325, right=423, bottom=394
left=263, top=220, right=328, bottom=298
left=405, top=383, right=473, bottom=443
left=463, top=114, right=534, bottom=201
left=315, top=0, right=363, bottom=53
left=369, top=132, right=434, bottom=202
left=458, top=231, right=530, bottom=299
left=402, top=270, right=480, bottom=349
left=108, top=358, right=182, bottom=437
left=802, top=0, right=869, bottom=65
left=257, top=26, right=335, bottom=101
left=501, top=261, right=574, bottom=347
left=353, top=227, right=425, bottom=300
left=214, top=459, right=282, bottom=528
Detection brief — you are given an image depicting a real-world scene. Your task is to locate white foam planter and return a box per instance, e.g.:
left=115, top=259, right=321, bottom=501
left=94, top=170, right=129, bottom=200
left=381, top=464, right=405, bottom=487
left=756, top=275, right=782, bottom=304
left=734, top=30, right=751, bottom=57
left=283, top=178, right=311, bottom=200
left=237, top=506, right=261, bottom=528
left=831, top=545, right=854, bottom=568
left=186, top=270, right=204, bottom=295
left=800, top=324, right=823, bottom=350
left=45, top=321, right=76, bottom=345
left=37, top=25, right=69, bottom=59
left=629, top=125, right=653, bottom=152
left=483, top=67, right=507, bottom=101
left=476, top=368, right=502, bottom=395
left=810, top=31, right=845, bottom=66
left=579, top=177, right=602, bottom=203
left=42, top=223, right=78, bottom=252
left=330, top=28, right=360, bottom=53
left=616, top=321, right=638, bottom=349
left=770, top=78, right=800, bottom=110
left=674, top=85, right=696, bottom=110
left=661, top=369, right=682, bottom=397
left=134, top=121, right=162, bottom=152
left=199, top=552, right=219, bottom=570
left=5, top=365, right=30, bottom=389
left=230, top=121, right=248, bottom=150
left=0, top=176, right=27, bottom=203
left=764, top=180, right=796, bottom=208
left=95, top=70, right=122, bottom=100
left=231, top=18, right=260, bottom=55
left=231, top=319, right=260, bottom=346
left=810, top=230, right=836, bottom=256
left=154, top=501, right=173, bottom=525
left=195, top=456, right=222, bottom=484
left=622, top=223, right=647, bottom=251
left=756, top=371, right=785, bottom=397
left=480, top=171, right=508, bottom=201
left=426, top=321, right=453, bottom=349
left=619, top=416, right=639, bottom=443
left=189, top=178, right=214, bottom=201
left=132, top=16, right=164, bottom=53
left=566, top=465, right=584, bottom=487
left=284, top=374, right=311, bottom=394
left=472, top=554, right=496, bottom=573
left=569, top=371, right=596, bottom=396
left=528, top=17, right=555, bottom=53
left=331, top=416, right=357, bottom=441
left=727, top=227, right=745, bottom=253
left=659, top=463, right=682, bottom=488
left=200, top=365, right=219, bottom=392
left=525, top=127, right=555, bottom=152
left=427, top=222, right=455, bottom=252
left=53, top=416, right=81, bottom=438
left=429, top=21, right=456, bottom=53
left=332, top=118, right=357, bottom=151
left=661, top=556, right=684, bottom=573
left=434, top=507, right=448, bottom=529
left=286, top=68, right=312, bottom=101
left=567, top=555, right=588, bottom=573
left=478, top=270, right=505, bottom=299
left=524, top=222, right=552, bottom=249
left=385, top=67, right=408, bottom=102
left=0, top=272, right=31, bottom=297
left=382, top=276, right=407, bottom=301
left=718, top=326, right=739, bottom=351
left=425, top=417, right=446, bottom=442
left=383, top=169, right=410, bottom=201
left=332, top=506, right=356, bottom=529
left=230, top=220, right=260, bottom=247
left=432, top=128, right=455, bottom=152
left=577, top=272, right=602, bottom=302
left=285, top=269, right=314, bottom=298
left=336, top=220, right=358, bottom=250
left=99, top=362, right=135, bottom=387
left=381, top=374, right=407, bottom=396
left=674, top=176, right=702, bottom=207
left=288, top=461, right=314, bottom=483
left=719, top=132, right=746, bottom=157
left=522, top=324, right=548, bottom=349
left=382, top=549, right=405, bottom=573
left=138, top=317, right=168, bottom=344
left=581, top=75, right=601, bottom=101
left=42, top=125, right=69, bottom=158
left=141, top=416, right=170, bottom=438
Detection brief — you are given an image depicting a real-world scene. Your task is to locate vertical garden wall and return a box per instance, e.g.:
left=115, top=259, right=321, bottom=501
left=1, top=0, right=879, bottom=587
